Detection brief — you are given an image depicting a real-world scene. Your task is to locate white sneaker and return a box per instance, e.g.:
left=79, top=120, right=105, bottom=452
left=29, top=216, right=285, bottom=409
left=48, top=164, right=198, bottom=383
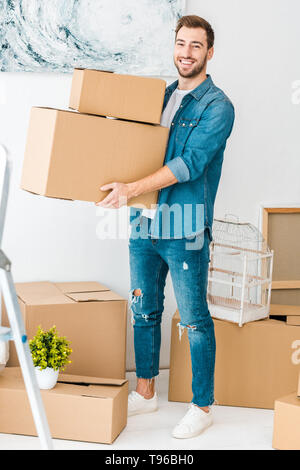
left=172, top=403, right=213, bottom=439
left=128, top=391, right=158, bottom=417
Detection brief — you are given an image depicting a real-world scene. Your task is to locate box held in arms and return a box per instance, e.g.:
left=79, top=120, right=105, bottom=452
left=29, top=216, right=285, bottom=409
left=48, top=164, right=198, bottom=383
left=21, top=107, right=169, bottom=209
left=69, top=68, right=166, bottom=124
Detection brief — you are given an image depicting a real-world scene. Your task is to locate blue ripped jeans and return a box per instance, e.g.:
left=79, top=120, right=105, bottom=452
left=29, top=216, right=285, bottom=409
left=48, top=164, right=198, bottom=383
left=128, top=219, right=216, bottom=407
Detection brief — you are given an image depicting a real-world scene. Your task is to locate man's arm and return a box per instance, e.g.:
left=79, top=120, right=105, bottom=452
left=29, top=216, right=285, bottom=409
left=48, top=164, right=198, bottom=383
left=129, top=165, right=178, bottom=196
left=95, top=165, right=178, bottom=208
left=96, top=98, right=234, bottom=208
left=165, top=99, right=235, bottom=183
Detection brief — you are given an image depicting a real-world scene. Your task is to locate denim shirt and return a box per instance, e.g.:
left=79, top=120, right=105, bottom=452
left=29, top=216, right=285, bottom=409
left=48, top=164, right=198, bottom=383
left=129, top=75, right=235, bottom=240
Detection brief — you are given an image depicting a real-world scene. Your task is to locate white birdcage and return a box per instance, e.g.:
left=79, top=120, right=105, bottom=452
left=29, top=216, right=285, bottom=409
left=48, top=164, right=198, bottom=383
left=207, top=215, right=274, bottom=326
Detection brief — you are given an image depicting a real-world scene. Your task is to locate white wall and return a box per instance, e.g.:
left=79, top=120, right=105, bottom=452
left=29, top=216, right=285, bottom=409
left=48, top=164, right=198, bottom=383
left=0, top=0, right=299, bottom=371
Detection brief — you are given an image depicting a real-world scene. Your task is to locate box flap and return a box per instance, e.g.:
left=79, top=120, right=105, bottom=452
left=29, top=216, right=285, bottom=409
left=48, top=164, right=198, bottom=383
left=58, top=373, right=127, bottom=386
left=16, top=281, right=72, bottom=306
left=14, top=281, right=125, bottom=305
left=0, top=369, right=127, bottom=401
left=55, top=373, right=128, bottom=399
left=74, top=68, right=113, bottom=73
left=54, top=281, right=109, bottom=294
left=65, top=291, right=125, bottom=302
left=51, top=382, right=123, bottom=399
left=80, top=385, right=121, bottom=399
left=275, top=392, right=300, bottom=407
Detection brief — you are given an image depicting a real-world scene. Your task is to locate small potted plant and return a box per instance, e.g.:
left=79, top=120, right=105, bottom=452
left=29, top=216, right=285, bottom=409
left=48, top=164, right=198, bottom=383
left=29, top=325, right=72, bottom=390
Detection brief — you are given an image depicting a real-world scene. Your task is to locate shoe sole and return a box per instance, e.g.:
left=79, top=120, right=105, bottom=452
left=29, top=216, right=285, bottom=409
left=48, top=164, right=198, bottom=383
left=171, top=420, right=212, bottom=439
left=128, top=405, right=159, bottom=417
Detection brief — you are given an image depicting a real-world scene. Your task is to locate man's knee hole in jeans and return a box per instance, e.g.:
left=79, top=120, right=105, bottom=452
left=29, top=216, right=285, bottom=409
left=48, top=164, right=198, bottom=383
left=132, top=289, right=197, bottom=336
left=131, top=291, right=197, bottom=390
left=177, top=322, right=198, bottom=341
left=129, top=288, right=150, bottom=324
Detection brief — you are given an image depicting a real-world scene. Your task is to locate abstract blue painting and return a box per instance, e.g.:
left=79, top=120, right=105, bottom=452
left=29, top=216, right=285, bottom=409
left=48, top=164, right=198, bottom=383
left=0, top=0, right=186, bottom=75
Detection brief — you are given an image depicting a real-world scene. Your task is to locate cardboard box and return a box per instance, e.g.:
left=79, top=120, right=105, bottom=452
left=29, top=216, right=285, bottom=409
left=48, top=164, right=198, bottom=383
left=0, top=368, right=128, bottom=444
left=2, top=281, right=127, bottom=379
left=21, top=107, right=169, bottom=209
left=69, top=68, right=166, bottom=124
left=169, top=310, right=300, bottom=409
left=287, top=315, right=300, bottom=326
left=298, top=371, right=300, bottom=397
left=272, top=393, right=300, bottom=450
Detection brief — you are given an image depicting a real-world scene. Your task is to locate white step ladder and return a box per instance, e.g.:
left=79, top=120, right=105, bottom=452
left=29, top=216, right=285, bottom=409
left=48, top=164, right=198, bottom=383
left=0, top=144, right=53, bottom=450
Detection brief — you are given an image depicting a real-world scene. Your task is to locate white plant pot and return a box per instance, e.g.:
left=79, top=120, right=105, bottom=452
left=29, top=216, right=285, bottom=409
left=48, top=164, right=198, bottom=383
left=34, top=367, right=59, bottom=390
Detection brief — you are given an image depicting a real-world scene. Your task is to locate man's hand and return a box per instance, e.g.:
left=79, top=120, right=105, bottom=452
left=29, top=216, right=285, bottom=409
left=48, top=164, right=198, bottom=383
left=95, top=165, right=178, bottom=209
left=95, top=182, right=133, bottom=208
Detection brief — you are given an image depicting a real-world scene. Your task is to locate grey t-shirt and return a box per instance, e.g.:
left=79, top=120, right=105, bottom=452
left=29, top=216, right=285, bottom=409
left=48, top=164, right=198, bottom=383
left=141, top=87, right=192, bottom=219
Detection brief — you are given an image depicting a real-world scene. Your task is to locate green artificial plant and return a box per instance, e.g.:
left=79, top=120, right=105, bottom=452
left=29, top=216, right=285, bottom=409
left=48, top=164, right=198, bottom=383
left=29, top=325, right=72, bottom=371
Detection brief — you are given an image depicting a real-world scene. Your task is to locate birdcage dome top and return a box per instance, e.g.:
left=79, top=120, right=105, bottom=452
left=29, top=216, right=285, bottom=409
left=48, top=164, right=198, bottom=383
left=212, top=215, right=270, bottom=252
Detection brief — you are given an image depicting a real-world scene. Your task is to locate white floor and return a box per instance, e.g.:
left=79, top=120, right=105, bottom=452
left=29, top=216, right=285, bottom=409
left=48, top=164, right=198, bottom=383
left=0, top=369, right=275, bottom=450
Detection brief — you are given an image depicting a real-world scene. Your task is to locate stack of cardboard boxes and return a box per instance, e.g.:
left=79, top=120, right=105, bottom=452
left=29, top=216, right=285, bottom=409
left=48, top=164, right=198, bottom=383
left=21, top=68, right=169, bottom=209
left=169, top=209, right=300, bottom=449
left=0, top=69, right=168, bottom=444
left=0, top=281, right=129, bottom=444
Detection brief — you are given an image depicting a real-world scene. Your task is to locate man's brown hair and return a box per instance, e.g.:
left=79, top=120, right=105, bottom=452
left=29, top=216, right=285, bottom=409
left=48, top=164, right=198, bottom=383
left=175, top=15, right=215, bottom=49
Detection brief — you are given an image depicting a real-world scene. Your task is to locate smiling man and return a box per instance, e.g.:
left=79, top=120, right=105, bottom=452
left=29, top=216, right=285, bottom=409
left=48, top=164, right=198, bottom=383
left=96, top=15, right=235, bottom=439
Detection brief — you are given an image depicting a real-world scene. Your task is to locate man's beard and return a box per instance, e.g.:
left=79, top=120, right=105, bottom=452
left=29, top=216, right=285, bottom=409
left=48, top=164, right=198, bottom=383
left=174, top=53, right=208, bottom=78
